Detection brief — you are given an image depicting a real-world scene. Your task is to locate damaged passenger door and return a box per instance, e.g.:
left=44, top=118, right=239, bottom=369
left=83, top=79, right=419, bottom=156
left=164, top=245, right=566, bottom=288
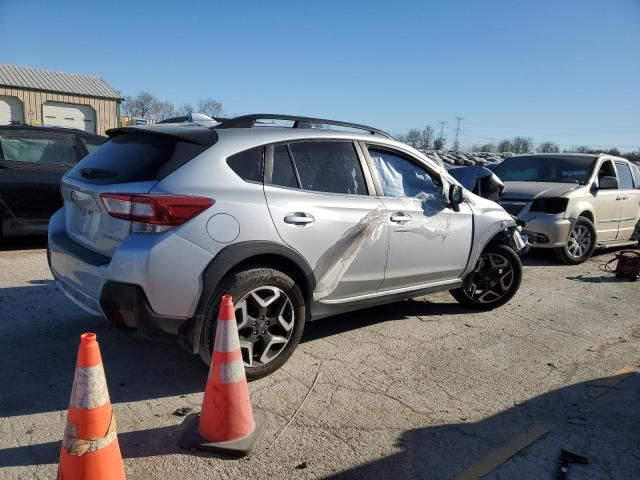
left=263, top=140, right=388, bottom=302
left=364, top=145, right=473, bottom=290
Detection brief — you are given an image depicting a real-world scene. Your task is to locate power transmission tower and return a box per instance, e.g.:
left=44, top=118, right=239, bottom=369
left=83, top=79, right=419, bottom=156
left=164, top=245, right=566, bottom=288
left=438, top=121, right=446, bottom=138
left=453, top=116, right=463, bottom=151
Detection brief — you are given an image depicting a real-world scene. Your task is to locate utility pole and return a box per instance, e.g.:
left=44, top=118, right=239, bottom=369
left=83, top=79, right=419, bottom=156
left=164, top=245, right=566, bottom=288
left=453, top=116, right=463, bottom=151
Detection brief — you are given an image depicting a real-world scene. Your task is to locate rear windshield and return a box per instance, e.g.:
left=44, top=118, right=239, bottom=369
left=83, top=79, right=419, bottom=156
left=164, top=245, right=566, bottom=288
left=493, top=155, right=597, bottom=185
left=67, top=133, right=206, bottom=184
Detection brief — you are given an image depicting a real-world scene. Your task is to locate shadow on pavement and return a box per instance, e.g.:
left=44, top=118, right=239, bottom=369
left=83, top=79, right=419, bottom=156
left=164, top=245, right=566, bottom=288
left=1, top=371, right=637, bottom=478
left=0, top=235, right=47, bottom=251
left=318, top=371, right=640, bottom=480
left=302, top=298, right=475, bottom=344
left=0, top=280, right=207, bottom=419
left=1, top=285, right=472, bottom=419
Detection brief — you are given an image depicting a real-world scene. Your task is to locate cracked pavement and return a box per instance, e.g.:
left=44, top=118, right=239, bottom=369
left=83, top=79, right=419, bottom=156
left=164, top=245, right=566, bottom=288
left=0, top=239, right=638, bottom=479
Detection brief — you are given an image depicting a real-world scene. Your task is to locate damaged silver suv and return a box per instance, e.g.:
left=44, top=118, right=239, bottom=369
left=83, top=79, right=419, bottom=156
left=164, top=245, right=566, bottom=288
left=48, top=114, right=526, bottom=380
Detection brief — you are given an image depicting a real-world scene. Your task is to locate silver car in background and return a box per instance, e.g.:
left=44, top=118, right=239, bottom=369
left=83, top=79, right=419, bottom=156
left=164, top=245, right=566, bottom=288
left=494, top=154, right=640, bottom=264
left=48, top=114, right=526, bottom=380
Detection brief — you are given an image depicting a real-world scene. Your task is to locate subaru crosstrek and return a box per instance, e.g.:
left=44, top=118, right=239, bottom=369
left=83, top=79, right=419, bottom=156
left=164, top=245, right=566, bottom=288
left=48, top=114, right=526, bottom=380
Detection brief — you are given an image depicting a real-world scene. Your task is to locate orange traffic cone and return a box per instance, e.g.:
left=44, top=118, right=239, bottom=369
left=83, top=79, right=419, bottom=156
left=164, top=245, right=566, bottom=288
left=179, top=295, right=265, bottom=456
left=58, top=333, right=125, bottom=480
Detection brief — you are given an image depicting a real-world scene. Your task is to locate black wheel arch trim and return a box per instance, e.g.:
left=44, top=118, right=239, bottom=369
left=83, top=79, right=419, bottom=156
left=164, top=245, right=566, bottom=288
left=184, top=240, right=316, bottom=354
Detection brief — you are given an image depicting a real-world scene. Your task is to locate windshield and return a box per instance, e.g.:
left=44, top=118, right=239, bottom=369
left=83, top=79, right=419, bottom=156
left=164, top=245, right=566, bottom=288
left=493, top=155, right=596, bottom=185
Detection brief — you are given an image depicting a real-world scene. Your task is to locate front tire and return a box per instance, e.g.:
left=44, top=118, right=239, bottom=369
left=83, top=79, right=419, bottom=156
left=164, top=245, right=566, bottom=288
left=554, top=216, right=596, bottom=265
left=199, top=267, right=306, bottom=381
left=450, top=244, right=522, bottom=310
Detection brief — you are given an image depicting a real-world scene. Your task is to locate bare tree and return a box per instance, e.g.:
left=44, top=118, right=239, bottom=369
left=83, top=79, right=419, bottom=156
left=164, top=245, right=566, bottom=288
left=433, top=136, right=446, bottom=150
left=512, top=136, right=533, bottom=154
left=180, top=104, right=194, bottom=115
left=536, top=141, right=560, bottom=153
left=481, top=143, right=497, bottom=152
left=197, top=98, right=224, bottom=118
left=419, top=125, right=435, bottom=150
left=405, top=129, right=421, bottom=149
left=155, top=101, right=176, bottom=120
left=123, top=91, right=159, bottom=119
left=574, top=145, right=591, bottom=153
left=498, top=140, right=513, bottom=153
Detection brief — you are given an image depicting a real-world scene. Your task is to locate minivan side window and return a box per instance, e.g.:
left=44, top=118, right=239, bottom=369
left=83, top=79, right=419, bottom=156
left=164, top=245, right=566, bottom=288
left=0, top=131, right=76, bottom=166
left=288, top=141, right=366, bottom=195
left=615, top=162, right=634, bottom=190
left=630, top=163, right=640, bottom=189
left=369, top=147, right=442, bottom=200
left=597, top=160, right=616, bottom=180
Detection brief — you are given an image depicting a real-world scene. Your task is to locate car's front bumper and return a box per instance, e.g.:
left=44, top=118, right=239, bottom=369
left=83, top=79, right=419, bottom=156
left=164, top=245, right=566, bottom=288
left=520, top=214, right=573, bottom=248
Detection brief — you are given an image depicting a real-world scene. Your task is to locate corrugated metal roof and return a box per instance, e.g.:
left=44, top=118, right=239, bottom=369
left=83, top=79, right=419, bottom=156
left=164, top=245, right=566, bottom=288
left=0, top=64, right=123, bottom=100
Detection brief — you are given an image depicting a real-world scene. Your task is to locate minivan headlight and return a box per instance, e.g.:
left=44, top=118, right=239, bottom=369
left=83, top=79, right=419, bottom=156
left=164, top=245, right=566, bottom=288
left=530, top=197, right=569, bottom=214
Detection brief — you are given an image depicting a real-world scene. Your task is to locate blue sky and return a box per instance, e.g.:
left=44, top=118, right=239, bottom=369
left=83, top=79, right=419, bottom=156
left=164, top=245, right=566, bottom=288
left=1, top=0, right=638, bottom=150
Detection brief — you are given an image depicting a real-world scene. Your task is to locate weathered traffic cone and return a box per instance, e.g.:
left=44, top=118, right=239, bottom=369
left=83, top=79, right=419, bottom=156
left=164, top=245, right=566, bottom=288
left=179, top=295, right=265, bottom=456
left=58, top=333, right=125, bottom=480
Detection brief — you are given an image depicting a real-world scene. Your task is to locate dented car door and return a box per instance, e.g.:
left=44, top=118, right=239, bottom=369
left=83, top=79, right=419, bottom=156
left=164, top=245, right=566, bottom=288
left=365, top=145, right=473, bottom=290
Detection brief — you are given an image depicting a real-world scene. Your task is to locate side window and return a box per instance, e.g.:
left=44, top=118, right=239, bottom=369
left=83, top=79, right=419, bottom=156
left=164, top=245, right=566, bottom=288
left=271, top=145, right=299, bottom=188
left=80, top=137, right=105, bottom=156
left=615, top=162, right=634, bottom=190
left=368, top=147, right=442, bottom=200
left=630, top=163, right=640, bottom=189
left=288, top=141, right=366, bottom=195
left=597, top=160, right=616, bottom=179
left=0, top=131, right=76, bottom=166
left=226, top=146, right=264, bottom=183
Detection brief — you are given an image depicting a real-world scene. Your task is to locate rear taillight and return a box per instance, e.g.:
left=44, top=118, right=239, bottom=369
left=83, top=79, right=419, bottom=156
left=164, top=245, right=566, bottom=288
left=100, top=194, right=214, bottom=233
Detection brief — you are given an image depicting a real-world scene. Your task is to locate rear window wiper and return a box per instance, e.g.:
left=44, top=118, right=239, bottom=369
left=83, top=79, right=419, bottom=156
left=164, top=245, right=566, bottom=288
left=80, top=168, right=117, bottom=180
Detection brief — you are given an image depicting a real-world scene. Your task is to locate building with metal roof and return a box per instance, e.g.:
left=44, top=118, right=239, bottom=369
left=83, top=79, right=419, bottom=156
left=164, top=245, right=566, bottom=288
left=0, top=64, right=123, bottom=135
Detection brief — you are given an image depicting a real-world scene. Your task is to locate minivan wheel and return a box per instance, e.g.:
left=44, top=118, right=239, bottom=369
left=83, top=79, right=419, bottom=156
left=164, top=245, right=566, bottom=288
left=450, top=244, right=522, bottom=310
left=199, top=267, right=306, bottom=381
left=554, top=216, right=596, bottom=265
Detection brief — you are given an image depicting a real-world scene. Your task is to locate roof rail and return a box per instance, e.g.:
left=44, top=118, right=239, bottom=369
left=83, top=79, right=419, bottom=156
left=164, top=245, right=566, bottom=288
left=157, top=112, right=226, bottom=125
left=216, top=114, right=393, bottom=139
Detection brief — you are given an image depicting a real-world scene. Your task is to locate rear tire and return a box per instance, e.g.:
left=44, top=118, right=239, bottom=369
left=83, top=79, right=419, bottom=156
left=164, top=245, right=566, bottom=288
left=199, top=267, right=306, bottom=381
left=450, top=244, right=522, bottom=310
left=554, top=216, right=596, bottom=265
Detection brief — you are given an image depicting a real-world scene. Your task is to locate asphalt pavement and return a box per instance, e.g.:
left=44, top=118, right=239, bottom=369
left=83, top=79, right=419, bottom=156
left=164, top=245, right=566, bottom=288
left=1, top=238, right=638, bottom=479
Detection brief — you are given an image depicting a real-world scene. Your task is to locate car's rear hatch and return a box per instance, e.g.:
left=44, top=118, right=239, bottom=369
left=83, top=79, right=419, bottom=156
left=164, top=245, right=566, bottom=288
left=61, top=125, right=217, bottom=257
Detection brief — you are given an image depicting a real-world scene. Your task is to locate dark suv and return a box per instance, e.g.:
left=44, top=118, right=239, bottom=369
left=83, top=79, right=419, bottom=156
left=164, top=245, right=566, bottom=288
left=0, top=125, right=105, bottom=238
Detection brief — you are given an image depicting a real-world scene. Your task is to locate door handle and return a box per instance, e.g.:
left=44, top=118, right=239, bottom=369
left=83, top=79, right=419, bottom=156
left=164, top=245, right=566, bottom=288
left=284, top=213, right=314, bottom=226
left=390, top=212, right=411, bottom=223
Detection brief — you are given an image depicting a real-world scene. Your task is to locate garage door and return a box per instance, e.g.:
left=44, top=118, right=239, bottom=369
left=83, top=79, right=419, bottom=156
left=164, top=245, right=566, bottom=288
left=42, top=102, right=96, bottom=133
left=0, top=96, right=24, bottom=125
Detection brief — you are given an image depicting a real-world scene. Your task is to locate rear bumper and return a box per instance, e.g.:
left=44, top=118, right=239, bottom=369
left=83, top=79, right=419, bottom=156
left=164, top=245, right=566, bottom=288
left=99, top=281, right=194, bottom=343
left=47, top=208, right=212, bottom=348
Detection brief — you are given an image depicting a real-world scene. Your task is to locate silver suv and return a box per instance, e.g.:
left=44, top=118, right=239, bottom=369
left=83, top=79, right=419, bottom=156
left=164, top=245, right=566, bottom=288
left=48, top=114, right=526, bottom=379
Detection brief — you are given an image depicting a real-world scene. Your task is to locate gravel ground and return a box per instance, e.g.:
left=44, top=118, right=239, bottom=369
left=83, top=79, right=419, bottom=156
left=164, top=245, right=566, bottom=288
left=0, top=238, right=638, bottom=479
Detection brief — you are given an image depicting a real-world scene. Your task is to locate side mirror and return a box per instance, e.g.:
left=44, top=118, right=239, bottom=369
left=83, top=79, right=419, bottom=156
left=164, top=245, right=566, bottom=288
left=449, top=184, right=464, bottom=212
left=598, top=176, right=618, bottom=190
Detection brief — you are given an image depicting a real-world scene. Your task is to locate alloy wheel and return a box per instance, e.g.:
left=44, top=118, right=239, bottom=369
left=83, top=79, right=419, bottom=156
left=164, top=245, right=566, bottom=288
left=464, top=252, right=515, bottom=304
left=567, top=224, right=592, bottom=258
left=234, top=286, right=295, bottom=367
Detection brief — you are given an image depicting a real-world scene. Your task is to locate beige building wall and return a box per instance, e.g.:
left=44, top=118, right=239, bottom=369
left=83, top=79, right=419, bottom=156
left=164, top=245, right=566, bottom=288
left=0, top=87, right=119, bottom=135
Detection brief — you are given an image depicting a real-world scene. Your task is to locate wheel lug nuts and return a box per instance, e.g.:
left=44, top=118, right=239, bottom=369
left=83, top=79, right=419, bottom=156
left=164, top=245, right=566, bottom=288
left=252, top=321, right=257, bottom=326
left=265, top=321, right=270, bottom=325
left=261, top=330, right=266, bottom=334
left=253, top=330, right=258, bottom=335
